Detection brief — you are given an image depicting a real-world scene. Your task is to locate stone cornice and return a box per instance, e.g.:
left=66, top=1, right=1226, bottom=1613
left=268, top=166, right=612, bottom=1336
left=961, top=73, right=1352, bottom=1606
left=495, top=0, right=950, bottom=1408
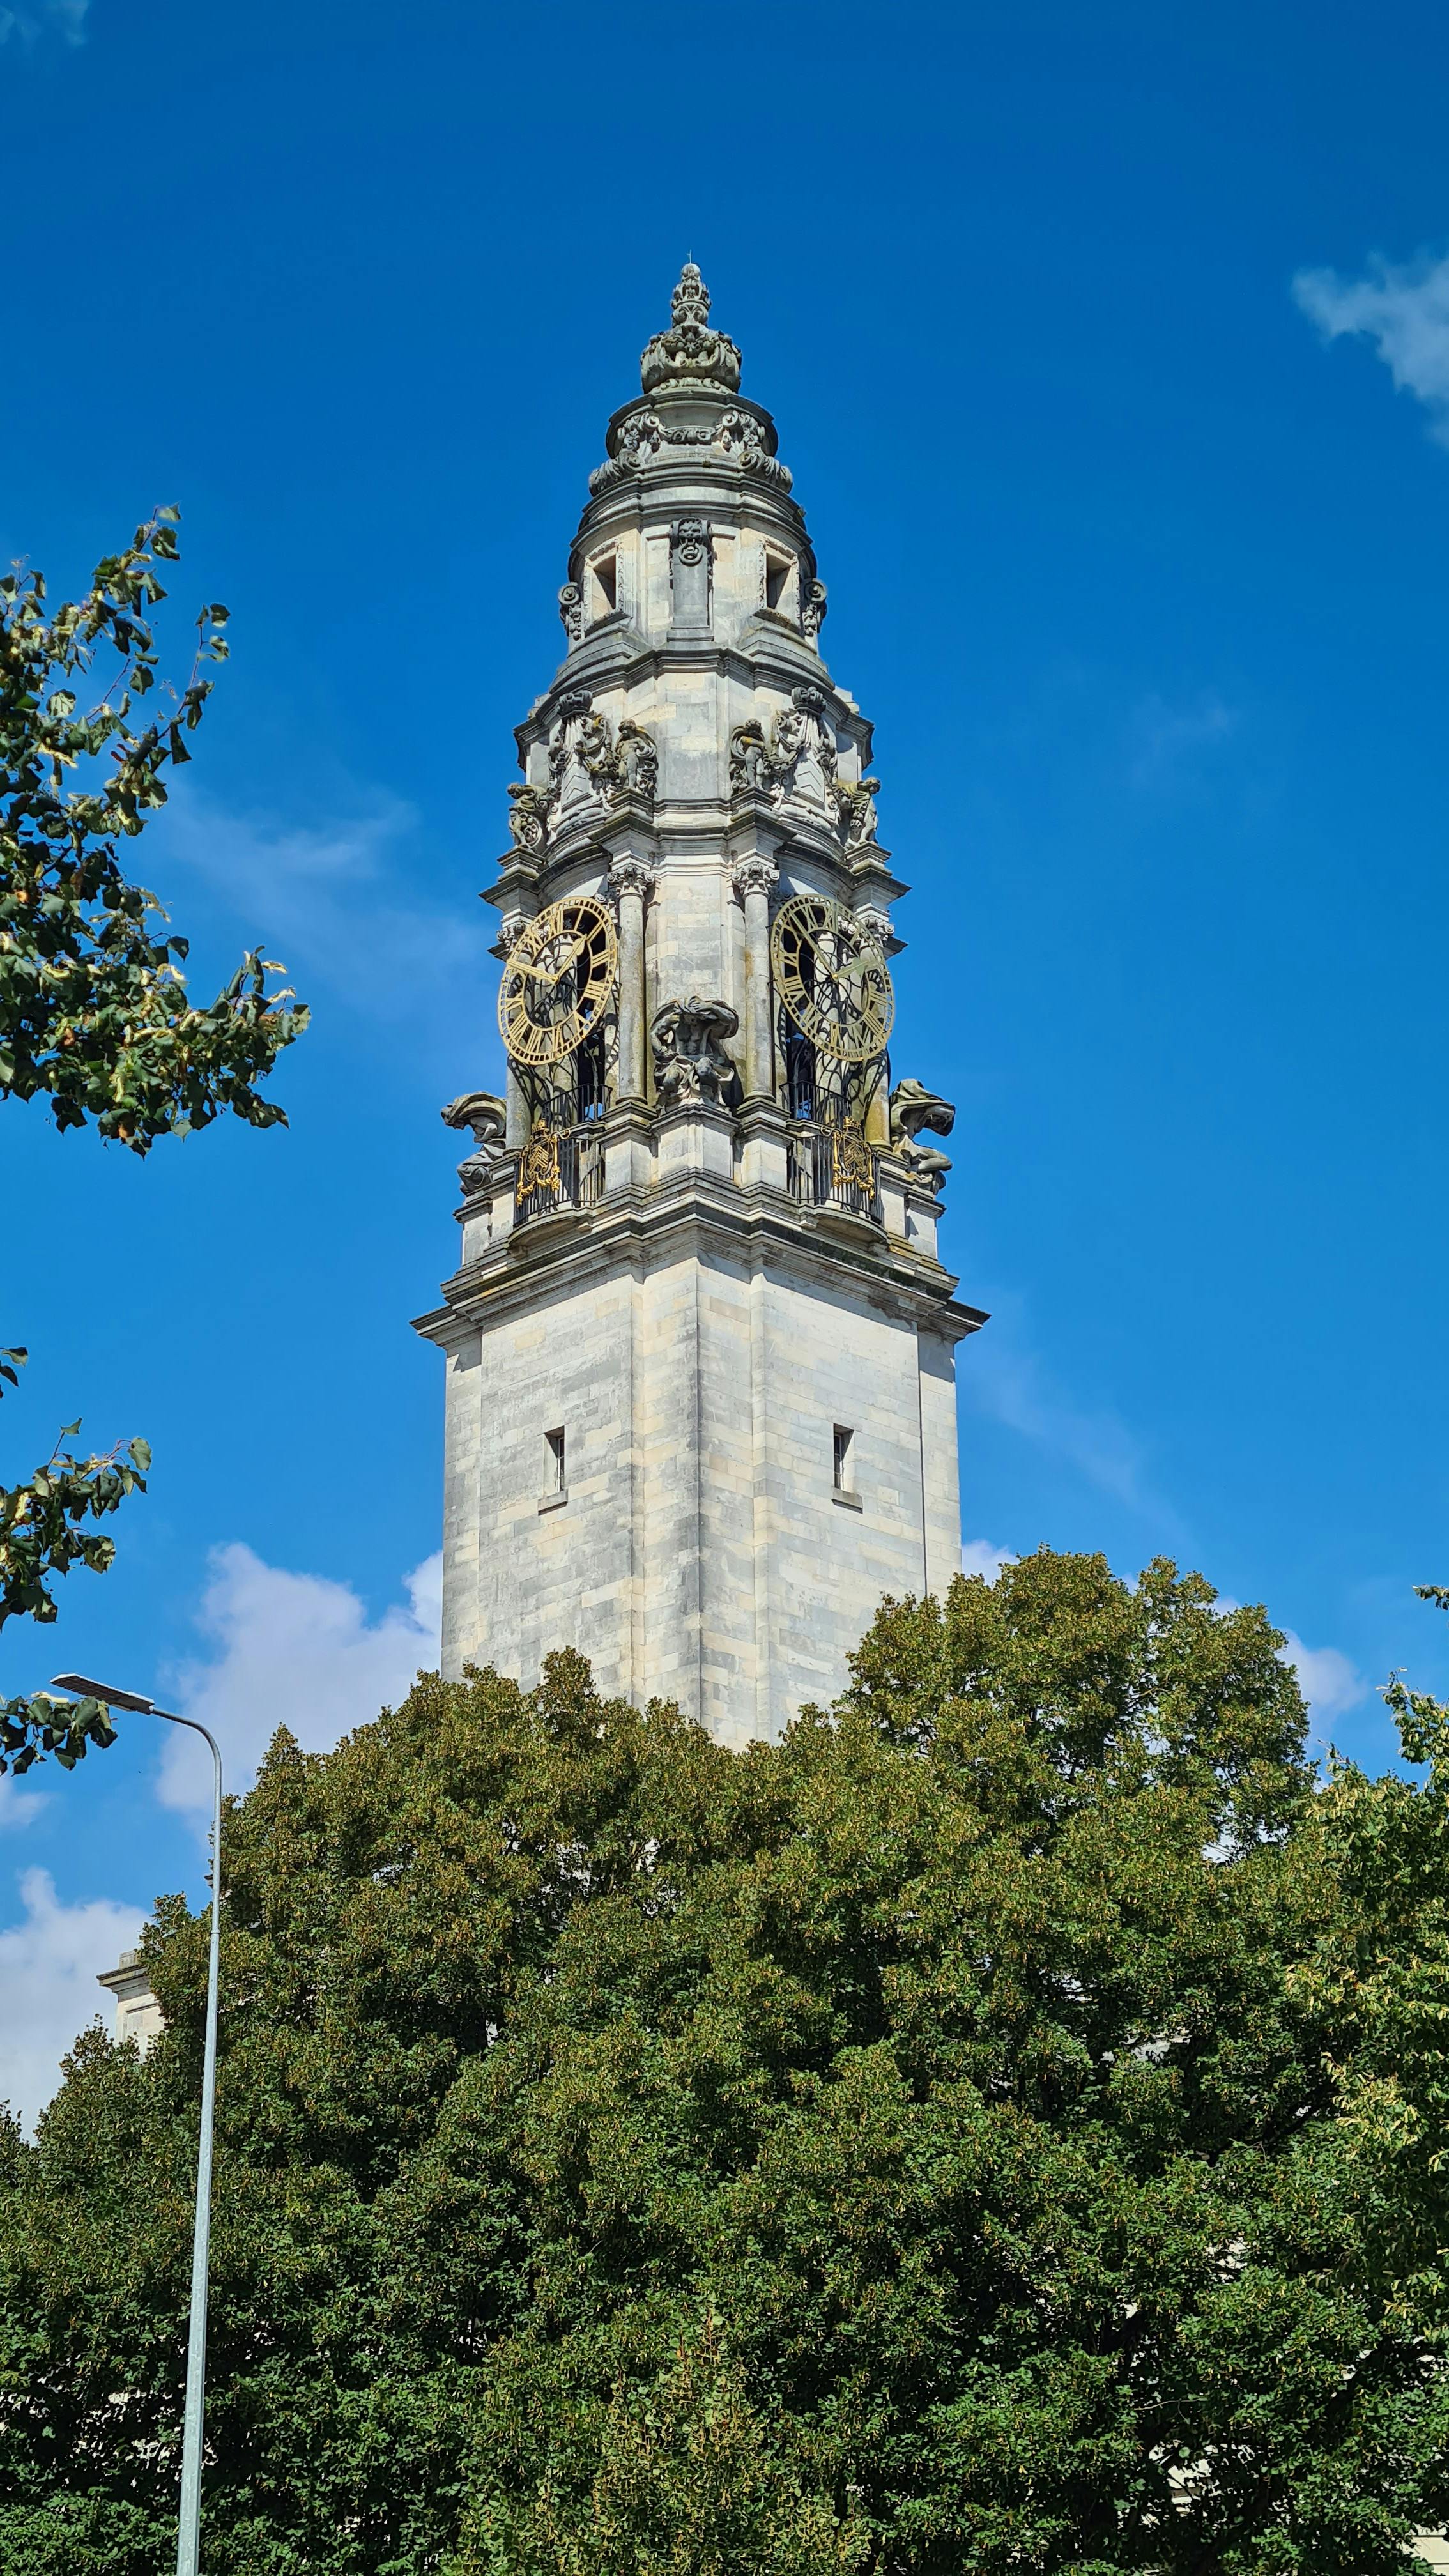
left=414, top=1175, right=985, bottom=1354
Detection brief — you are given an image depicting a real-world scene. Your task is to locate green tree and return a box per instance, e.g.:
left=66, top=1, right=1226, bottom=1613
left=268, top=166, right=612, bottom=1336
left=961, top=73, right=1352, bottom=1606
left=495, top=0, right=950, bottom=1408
left=1, top=512, right=307, bottom=1770
left=1, top=1552, right=1446, bottom=2574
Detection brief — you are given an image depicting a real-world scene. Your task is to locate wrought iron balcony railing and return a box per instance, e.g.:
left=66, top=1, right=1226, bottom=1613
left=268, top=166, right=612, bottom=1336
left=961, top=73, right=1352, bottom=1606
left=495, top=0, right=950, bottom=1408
left=787, top=1121, right=881, bottom=1223
left=515, top=1124, right=605, bottom=1225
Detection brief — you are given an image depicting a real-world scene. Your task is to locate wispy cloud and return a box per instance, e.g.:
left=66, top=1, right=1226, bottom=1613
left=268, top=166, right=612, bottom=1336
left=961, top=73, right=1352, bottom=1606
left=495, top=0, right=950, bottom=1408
left=0, top=1868, right=142, bottom=2133
left=0, top=0, right=88, bottom=45
left=162, top=789, right=490, bottom=1016
left=158, top=1543, right=443, bottom=1820
left=961, top=1540, right=1016, bottom=1582
left=0, top=1777, right=50, bottom=1832
left=1126, top=691, right=1238, bottom=791
left=1294, top=249, right=1449, bottom=445
left=960, top=1315, right=1187, bottom=1540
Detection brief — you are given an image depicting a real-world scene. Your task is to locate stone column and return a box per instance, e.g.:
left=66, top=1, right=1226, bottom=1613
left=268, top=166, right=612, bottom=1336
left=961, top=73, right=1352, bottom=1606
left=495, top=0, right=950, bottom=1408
left=497, top=919, right=531, bottom=1147
left=732, top=856, right=779, bottom=1103
left=608, top=857, right=656, bottom=1105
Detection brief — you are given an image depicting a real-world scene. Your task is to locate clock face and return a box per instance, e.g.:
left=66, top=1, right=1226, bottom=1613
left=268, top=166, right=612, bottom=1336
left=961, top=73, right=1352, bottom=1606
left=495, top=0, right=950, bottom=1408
left=498, top=895, right=618, bottom=1068
left=770, top=892, right=894, bottom=1065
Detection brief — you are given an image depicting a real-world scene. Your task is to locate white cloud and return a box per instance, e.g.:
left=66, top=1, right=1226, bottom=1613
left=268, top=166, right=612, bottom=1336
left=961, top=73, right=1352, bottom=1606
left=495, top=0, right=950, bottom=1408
left=1127, top=691, right=1238, bottom=790
left=0, top=0, right=88, bottom=45
left=961, top=1540, right=1016, bottom=1582
left=1215, top=1592, right=1366, bottom=1727
left=1294, top=250, right=1449, bottom=445
left=0, top=1777, right=49, bottom=1831
left=1279, top=1630, right=1365, bottom=1723
left=0, top=1868, right=142, bottom=2133
left=158, top=1544, right=443, bottom=1820
left=161, top=789, right=489, bottom=1015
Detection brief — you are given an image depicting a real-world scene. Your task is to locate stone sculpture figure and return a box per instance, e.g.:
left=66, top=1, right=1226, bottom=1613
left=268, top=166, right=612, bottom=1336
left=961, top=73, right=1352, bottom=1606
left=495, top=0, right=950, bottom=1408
left=441, top=1091, right=509, bottom=1195
left=889, top=1077, right=956, bottom=1188
left=507, top=783, right=551, bottom=853
left=650, top=996, right=739, bottom=1108
left=832, top=775, right=881, bottom=849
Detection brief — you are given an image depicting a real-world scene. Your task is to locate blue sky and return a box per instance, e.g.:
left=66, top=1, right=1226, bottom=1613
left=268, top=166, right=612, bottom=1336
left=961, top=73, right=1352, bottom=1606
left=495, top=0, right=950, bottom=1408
left=4, top=0, right=1449, bottom=2118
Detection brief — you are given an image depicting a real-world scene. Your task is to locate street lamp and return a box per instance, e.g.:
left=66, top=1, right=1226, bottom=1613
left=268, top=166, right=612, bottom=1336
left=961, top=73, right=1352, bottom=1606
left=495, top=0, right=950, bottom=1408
left=52, top=1673, right=222, bottom=2576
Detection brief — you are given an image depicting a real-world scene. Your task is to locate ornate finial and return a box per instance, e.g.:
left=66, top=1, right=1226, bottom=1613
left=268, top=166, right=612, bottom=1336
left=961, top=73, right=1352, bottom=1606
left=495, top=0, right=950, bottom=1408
left=641, top=261, right=742, bottom=396
left=671, top=262, right=711, bottom=329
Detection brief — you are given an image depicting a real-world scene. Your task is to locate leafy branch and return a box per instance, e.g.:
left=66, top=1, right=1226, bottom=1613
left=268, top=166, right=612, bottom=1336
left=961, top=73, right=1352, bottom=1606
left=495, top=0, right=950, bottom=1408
left=3, top=512, right=309, bottom=1773
left=1, top=507, right=307, bottom=1149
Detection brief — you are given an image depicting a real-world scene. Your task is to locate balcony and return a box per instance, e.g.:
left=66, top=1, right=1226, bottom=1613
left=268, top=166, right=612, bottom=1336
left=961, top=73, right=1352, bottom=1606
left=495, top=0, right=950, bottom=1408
left=515, top=1123, right=605, bottom=1225
left=787, top=1121, right=881, bottom=1224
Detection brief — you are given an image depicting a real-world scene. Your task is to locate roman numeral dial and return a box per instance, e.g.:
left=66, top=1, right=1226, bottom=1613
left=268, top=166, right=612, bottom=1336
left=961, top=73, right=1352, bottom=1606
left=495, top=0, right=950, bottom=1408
left=770, top=892, right=894, bottom=1064
left=498, top=896, right=618, bottom=1068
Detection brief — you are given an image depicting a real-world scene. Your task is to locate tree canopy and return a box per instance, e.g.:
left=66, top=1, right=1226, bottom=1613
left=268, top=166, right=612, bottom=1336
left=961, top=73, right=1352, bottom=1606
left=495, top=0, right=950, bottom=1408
left=1, top=513, right=307, bottom=1770
left=3, top=1549, right=1447, bottom=2575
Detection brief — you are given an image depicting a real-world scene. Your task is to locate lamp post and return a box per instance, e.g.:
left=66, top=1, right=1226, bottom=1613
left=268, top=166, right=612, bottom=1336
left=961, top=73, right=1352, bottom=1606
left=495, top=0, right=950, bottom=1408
left=52, top=1672, right=222, bottom=2576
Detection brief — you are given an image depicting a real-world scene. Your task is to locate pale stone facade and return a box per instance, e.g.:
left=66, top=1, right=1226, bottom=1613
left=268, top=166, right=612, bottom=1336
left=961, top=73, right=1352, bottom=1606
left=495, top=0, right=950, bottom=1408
left=415, top=267, right=984, bottom=1744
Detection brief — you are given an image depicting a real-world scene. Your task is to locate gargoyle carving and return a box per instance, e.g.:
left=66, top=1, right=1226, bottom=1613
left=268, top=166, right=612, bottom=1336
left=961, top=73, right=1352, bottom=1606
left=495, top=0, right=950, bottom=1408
left=441, top=1091, right=509, bottom=1195
left=651, top=996, right=739, bottom=1108
left=889, top=1077, right=955, bottom=1189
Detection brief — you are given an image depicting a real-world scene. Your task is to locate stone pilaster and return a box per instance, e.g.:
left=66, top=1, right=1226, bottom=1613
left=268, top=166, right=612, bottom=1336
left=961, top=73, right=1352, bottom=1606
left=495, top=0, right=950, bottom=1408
left=609, top=855, right=656, bottom=1107
left=731, top=855, right=779, bottom=1103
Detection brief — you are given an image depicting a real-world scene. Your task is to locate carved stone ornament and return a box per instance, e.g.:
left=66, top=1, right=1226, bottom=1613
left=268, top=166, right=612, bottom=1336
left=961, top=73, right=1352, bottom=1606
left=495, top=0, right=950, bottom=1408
left=588, top=403, right=792, bottom=499
left=558, top=583, right=583, bottom=643
left=650, top=995, right=739, bottom=1108
left=889, top=1076, right=956, bottom=1190
left=802, top=579, right=828, bottom=638
left=507, top=783, right=551, bottom=854
left=609, top=854, right=657, bottom=905
left=728, top=687, right=837, bottom=807
left=832, top=775, right=881, bottom=850
left=441, top=1091, right=508, bottom=1197
left=640, top=262, right=742, bottom=396
left=670, top=516, right=710, bottom=569
left=730, top=855, right=779, bottom=903
left=542, top=697, right=659, bottom=814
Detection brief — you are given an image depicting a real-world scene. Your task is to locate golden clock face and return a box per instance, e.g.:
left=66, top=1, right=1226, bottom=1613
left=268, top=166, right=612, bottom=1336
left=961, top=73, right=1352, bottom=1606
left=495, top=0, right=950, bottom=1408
left=498, top=895, right=618, bottom=1068
left=770, top=892, right=894, bottom=1065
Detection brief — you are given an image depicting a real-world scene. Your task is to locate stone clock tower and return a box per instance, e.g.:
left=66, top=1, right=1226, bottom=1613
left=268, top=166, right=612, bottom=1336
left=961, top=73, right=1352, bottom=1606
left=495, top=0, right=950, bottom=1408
left=413, top=266, right=985, bottom=1744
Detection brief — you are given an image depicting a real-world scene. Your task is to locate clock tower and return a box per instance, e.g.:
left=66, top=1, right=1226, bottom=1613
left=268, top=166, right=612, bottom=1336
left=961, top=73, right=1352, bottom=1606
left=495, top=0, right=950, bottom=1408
left=413, top=266, right=985, bottom=1744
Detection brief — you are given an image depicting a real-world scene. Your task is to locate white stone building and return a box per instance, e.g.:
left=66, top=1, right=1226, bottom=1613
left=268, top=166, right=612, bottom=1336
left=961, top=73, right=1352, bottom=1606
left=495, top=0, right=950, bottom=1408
left=413, top=265, right=984, bottom=1745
